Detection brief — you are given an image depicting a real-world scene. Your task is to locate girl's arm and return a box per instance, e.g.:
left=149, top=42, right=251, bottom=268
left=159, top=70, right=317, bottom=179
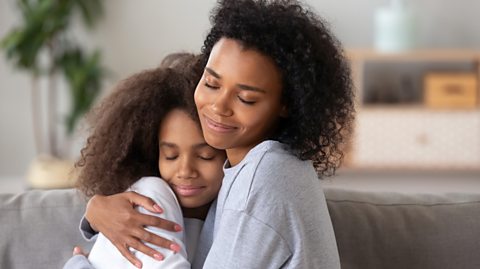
left=84, top=191, right=183, bottom=267
left=87, top=177, right=189, bottom=269
left=63, top=247, right=93, bottom=269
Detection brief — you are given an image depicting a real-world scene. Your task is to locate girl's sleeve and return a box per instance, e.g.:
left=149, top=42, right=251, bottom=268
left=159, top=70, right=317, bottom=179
left=79, top=216, right=97, bottom=241
left=63, top=255, right=94, bottom=269
left=87, top=177, right=191, bottom=269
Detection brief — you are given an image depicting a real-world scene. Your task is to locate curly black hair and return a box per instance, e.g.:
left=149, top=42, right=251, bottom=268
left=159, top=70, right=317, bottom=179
left=201, top=0, right=355, bottom=177
left=76, top=53, right=203, bottom=197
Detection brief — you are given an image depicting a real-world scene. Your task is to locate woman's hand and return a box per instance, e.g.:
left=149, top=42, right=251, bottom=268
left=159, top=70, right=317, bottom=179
left=85, top=192, right=183, bottom=267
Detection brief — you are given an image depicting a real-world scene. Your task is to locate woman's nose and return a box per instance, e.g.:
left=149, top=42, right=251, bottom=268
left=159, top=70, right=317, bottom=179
left=211, top=89, right=233, bottom=116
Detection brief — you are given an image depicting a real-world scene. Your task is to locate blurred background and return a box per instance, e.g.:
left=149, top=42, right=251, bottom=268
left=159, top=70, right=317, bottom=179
left=1, top=0, right=479, bottom=193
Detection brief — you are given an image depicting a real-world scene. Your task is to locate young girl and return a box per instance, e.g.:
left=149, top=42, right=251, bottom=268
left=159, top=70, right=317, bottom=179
left=78, top=0, right=355, bottom=268
left=64, top=54, right=226, bottom=268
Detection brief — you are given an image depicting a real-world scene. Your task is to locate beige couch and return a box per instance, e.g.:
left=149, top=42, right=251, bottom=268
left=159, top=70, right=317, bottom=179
left=1, top=187, right=479, bottom=269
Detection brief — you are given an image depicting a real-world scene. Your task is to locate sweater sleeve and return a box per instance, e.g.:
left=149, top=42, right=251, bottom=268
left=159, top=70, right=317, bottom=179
left=87, top=177, right=190, bottom=269
left=63, top=255, right=95, bottom=269
left=202, top=209, right=291, bottom=269
left=79, top=216, right=97, bottom=241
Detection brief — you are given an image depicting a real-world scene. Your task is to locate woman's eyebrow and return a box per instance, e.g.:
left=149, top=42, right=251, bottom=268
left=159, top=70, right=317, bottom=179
left=205, top=67, right=221, bottom=78
left=237, top=84, right=266, bottom=93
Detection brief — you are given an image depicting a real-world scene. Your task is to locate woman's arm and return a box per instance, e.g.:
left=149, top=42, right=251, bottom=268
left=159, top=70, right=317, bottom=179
left=84, top=191, right=183, bottom=267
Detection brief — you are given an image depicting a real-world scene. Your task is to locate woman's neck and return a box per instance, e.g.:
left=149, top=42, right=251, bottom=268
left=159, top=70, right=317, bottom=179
left=226, top=146, right=253, bottom=167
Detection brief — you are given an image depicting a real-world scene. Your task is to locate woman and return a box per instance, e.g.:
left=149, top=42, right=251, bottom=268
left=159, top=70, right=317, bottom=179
left=78, top=0, right=354, bottom=268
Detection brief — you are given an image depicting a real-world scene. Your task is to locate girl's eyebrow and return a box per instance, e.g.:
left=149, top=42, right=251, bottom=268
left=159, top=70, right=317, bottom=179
left=159, top=142, right=177, bottom=148
left=205, top=67, right=266, bottom=93
left=193, top=143, right=211, bottom=149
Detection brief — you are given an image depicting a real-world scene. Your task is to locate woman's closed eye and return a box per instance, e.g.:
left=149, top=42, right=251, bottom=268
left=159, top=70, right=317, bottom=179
left=237, top=96, right=256, bottom=105
left=204, top=82, right=220, bottom=89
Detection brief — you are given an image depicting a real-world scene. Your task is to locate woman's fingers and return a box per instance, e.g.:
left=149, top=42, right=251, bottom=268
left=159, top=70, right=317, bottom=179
left=114, top=242, right=143, bottom=269
left=143, top=213, right=183, bottom=232
left=125, top=235, right=166, bottom=261
left=130, top=227, right=181, bottom=253
left=125, top=191, right=163, bottom=214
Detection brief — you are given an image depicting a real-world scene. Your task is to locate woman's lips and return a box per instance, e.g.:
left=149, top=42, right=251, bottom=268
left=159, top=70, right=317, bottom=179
left=203, top=115, right=237, bottom=134
left=172, top=185, right=205, bottom=197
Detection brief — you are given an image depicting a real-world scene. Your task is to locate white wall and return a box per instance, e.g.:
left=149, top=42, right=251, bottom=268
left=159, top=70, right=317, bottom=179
left=1, top=0, right=479, bottom=180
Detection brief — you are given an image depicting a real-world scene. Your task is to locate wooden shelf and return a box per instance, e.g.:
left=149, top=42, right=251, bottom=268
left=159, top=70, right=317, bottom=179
left=347, top=48, right=480, bottom=107
left=344, top=48, right=480, bottom=170
left=347, top=48, right=480, bottom=62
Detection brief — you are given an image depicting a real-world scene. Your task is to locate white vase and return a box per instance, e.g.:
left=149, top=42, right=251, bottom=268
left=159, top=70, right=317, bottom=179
left=374, top=0, right=416, bottom=52
left=26, top=155, right=79, bottom=189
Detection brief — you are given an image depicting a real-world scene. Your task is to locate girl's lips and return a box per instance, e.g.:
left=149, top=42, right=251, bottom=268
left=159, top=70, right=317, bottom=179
left=172, top=185, right=205, bottom=197
left=203, top=115, right=237, bottom=134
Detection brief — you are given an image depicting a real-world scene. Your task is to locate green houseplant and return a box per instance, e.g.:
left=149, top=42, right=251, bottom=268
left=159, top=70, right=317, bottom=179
left=1, top=0, right=105, bottom=188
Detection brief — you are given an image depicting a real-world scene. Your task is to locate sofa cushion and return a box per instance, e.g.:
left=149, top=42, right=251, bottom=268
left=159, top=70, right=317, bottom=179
left=325, top=188, right=480, bottom=269
left=0, top=188, right=93, bottom=269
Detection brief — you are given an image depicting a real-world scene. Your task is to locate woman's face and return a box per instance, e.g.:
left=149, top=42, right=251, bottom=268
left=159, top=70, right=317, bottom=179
left=158, top=109, right=225, bottom=209
left=194, top=38, right=286, bottom=166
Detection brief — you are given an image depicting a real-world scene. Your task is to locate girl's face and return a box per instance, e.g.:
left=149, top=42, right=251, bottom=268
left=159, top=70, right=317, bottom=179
left=194, top=38, right=286, bottom=166
left=158, top=109, right=225, bottom=210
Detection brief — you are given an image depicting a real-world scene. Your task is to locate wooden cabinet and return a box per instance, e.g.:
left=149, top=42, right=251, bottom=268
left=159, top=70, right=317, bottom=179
left=344, top=49, right=480, bottom=170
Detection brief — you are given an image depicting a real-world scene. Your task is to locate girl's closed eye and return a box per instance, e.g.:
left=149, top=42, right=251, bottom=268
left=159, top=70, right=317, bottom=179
left=164, top=155, right=178, bottom=161
left=198, top=154, right=215, bottom=160
left=197, top=148, right=218, bottom=161
left=160, top=147, right=179, bottom=161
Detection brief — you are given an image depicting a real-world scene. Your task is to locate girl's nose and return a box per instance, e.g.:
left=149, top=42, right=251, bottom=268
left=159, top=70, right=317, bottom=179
left=177, top=158, right=198, bottom=179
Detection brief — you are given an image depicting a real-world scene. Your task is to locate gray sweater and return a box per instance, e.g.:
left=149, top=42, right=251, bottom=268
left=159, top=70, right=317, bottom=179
left=66, top=140, right=340, bottom=269
left=194, top=140, right=340, bottom=269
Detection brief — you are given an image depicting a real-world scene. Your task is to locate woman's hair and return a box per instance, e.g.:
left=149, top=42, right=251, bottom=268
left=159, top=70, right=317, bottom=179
left=76, top=53, right=203, bottom=197
left=201, top=0, right=355, bottom=177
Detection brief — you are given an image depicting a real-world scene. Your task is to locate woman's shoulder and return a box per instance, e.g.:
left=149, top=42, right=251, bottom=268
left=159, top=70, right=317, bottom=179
left=244, top=141, right=321, bottom=198
left=255, top=141, right=316, bottom=180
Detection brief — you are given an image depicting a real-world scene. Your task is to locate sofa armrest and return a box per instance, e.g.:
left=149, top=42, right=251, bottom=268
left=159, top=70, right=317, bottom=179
left=325, top=188, right=480, bottom=269
left=0, top=188, right=94, bottom=269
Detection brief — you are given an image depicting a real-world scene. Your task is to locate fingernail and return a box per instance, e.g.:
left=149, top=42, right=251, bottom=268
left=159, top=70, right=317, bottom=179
left=174, top=224, right=182, bottom=231
left=73, top=246, right=80, bottom=255
left=153, top=253, right=164, bottom=261
left=135, top=261, right=142, bottom=268
left=153, top=204, right=163, bottom=213
left=170, top=243, right=181, bottom=253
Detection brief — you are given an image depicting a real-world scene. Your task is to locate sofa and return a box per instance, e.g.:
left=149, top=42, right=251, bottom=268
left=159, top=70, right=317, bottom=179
left=1, top=187, right=479, bottom=269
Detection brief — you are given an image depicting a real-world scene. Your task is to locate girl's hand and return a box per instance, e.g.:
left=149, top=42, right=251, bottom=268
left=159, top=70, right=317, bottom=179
left=73, top=246, right=88, bottom=257
left=85, top=192, right=183, bottom=267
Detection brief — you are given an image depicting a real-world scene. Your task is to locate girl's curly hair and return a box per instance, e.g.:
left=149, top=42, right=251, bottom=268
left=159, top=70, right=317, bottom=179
left=201, top=0, right=355, bottom=177
left=76, top=53, right=203, bottom=197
